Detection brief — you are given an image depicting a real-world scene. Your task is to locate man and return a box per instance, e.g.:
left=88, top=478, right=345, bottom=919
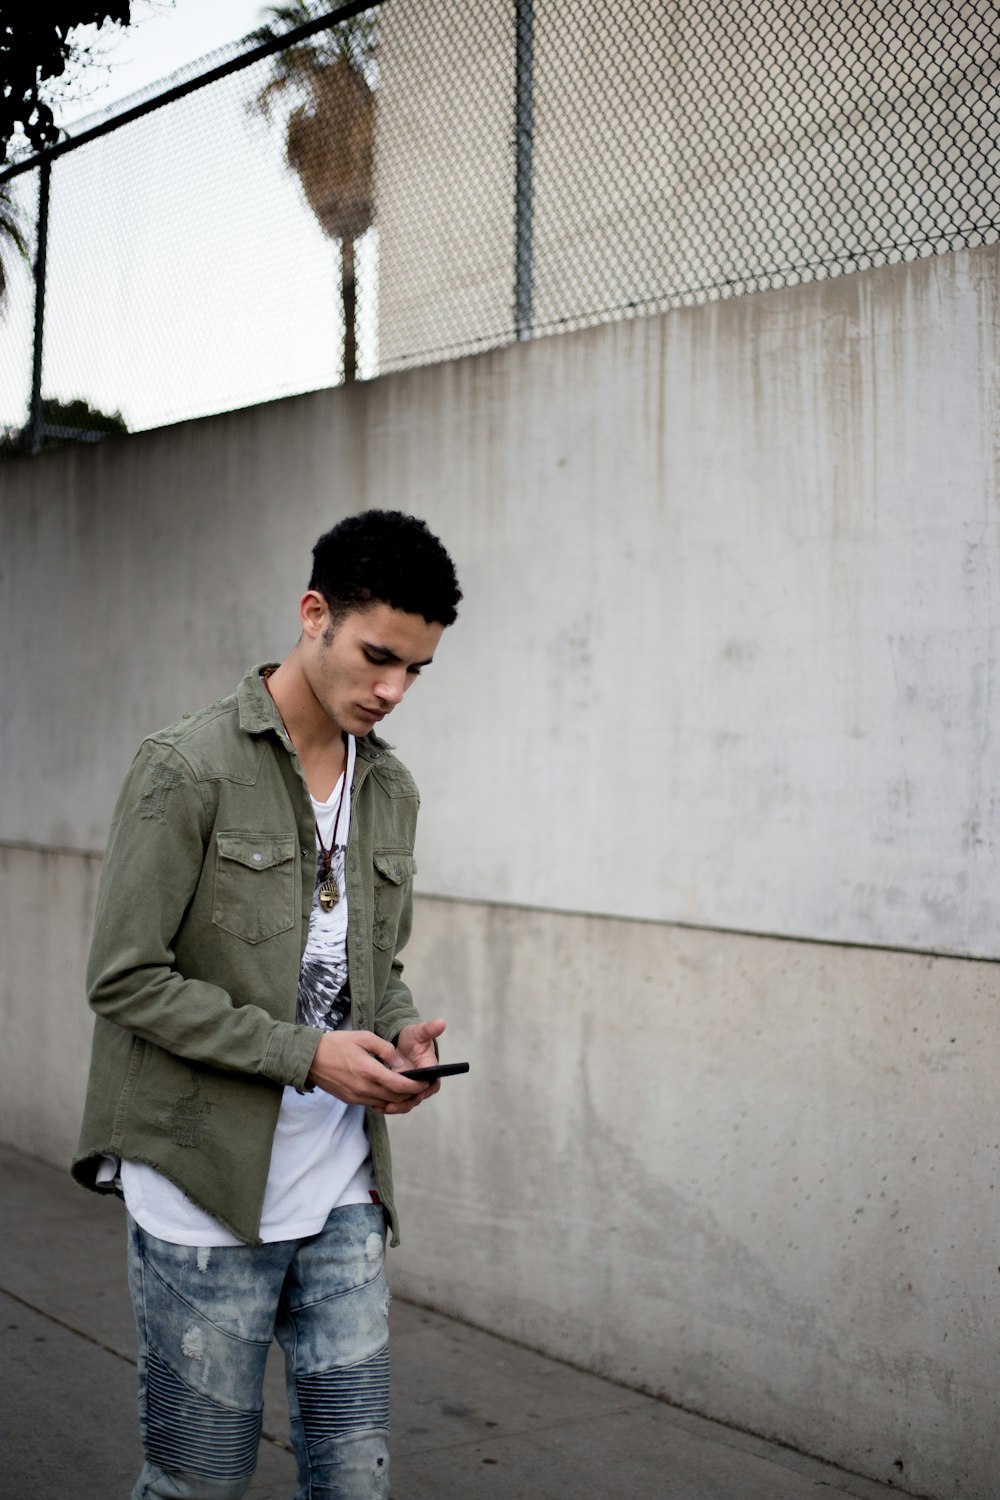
left=73, top=509, right=462, bottom=1500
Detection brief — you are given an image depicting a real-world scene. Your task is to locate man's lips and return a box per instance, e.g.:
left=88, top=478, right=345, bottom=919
left=359, top=705, right=387, bottom=721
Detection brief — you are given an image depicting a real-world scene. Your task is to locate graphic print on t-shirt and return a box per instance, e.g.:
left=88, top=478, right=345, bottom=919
left=296, top=842, right=351, bottom=1030
left=296, top=741, right=355, bottom=1033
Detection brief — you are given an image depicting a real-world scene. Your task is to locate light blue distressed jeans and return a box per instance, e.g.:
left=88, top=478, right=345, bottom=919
left=126, top=1202, right=390, bottom=1500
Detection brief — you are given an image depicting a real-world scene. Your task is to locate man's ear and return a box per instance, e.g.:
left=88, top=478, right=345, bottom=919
left=300, top=591, right=329, bottom=640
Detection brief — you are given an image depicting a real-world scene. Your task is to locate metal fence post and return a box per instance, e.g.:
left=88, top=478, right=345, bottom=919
left=29, top=160, right=51, bottom=456
left=514, top=0, right=534, bottom=341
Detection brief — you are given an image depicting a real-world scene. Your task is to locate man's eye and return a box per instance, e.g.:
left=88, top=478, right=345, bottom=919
left=407, top=666, right=422, bottom=677
left=364, top=651, right=388, bottom=665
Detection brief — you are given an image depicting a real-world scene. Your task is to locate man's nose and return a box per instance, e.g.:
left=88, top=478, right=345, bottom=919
left=375, top=670, right=407, bottom=704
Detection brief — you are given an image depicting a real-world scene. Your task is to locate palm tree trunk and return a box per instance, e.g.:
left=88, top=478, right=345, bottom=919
left=340, top=236, right=356, bottom=385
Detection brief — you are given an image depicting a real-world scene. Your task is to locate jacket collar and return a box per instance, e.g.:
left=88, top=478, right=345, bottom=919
left=237, top=663, right=284, bottom=736
left=235, top=663, right=392, bottom=759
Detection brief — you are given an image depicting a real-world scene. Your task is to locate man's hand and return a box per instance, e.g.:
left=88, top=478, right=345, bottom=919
left=389, top=1018, right=448, bottom=1111
left=307, top=1030, right=430, bottom=1114
left=394, top=1018, right=446, bottom=1070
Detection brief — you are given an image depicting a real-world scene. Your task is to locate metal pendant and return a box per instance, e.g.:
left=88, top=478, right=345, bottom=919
left=318, top=878, right=339, bottom=912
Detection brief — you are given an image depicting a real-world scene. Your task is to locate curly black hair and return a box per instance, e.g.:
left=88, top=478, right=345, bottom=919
left=309, top=510, right=462, bottom=628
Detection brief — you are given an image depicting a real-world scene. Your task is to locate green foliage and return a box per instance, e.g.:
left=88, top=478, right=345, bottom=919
left=1, top=7, right=136, bottom=314
left=0, top=395, right=128, bottom=458
left=0, top=5, right=132, bottom=160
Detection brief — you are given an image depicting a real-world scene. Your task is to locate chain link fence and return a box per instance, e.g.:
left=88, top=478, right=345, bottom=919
left=1, top=0, right=997, bottom=449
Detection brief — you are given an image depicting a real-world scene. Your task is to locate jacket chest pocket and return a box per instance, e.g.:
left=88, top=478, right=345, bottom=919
left=372, top=851, right=415, bottom=951
left=213, top=832, right=296, bottom=944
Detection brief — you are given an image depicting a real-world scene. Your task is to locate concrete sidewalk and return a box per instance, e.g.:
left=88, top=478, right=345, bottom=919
left=1, top=1144, right=922, bottom=1500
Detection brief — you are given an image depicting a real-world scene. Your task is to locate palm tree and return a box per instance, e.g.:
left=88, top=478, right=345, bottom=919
left=0, top=187, right=29, bottom=311
left=252, top=4, right=376, bottom=384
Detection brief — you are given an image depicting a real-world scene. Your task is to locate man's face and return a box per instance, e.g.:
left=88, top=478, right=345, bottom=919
left=305, top=601, right=445, bottom=738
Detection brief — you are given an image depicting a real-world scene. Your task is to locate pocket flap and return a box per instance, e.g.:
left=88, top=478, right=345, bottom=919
left=217, top=832, right=295, bottom=872
left=373, top=852, right=416, bottom=884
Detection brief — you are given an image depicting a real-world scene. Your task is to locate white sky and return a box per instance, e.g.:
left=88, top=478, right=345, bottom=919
left=61, top=0, right=276, bottom=126
left=1, top=2, right=378, bottom=432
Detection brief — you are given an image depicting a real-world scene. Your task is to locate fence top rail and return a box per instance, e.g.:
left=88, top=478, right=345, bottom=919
left=0, top=0, right=379, bottom=187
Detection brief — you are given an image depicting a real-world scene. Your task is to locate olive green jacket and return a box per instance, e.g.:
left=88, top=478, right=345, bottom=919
left=72, top=665, right=424, bottom=1246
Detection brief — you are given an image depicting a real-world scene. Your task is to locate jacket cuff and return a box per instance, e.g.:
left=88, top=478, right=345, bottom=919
left=261, top=1023, right=325, bottom=1089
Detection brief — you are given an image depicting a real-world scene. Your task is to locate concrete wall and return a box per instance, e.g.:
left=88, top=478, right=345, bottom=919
left=1, top=245, right=998, bottom=1497
left=4, top=245, right=998, bottom=956
left=393, top=899, right=1000, bottom=1500
left=375, top=0, right=998, bottom=359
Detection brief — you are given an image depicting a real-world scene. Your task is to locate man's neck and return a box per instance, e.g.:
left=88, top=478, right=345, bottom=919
left=264, top=656, right=346, bottom=801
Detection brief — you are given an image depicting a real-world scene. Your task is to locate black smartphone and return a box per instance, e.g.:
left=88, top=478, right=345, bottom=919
left=400, top=1062, right=470, bottom=1082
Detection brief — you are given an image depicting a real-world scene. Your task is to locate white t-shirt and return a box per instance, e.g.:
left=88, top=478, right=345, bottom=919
left=119, top=734, right=377, bottom=1245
